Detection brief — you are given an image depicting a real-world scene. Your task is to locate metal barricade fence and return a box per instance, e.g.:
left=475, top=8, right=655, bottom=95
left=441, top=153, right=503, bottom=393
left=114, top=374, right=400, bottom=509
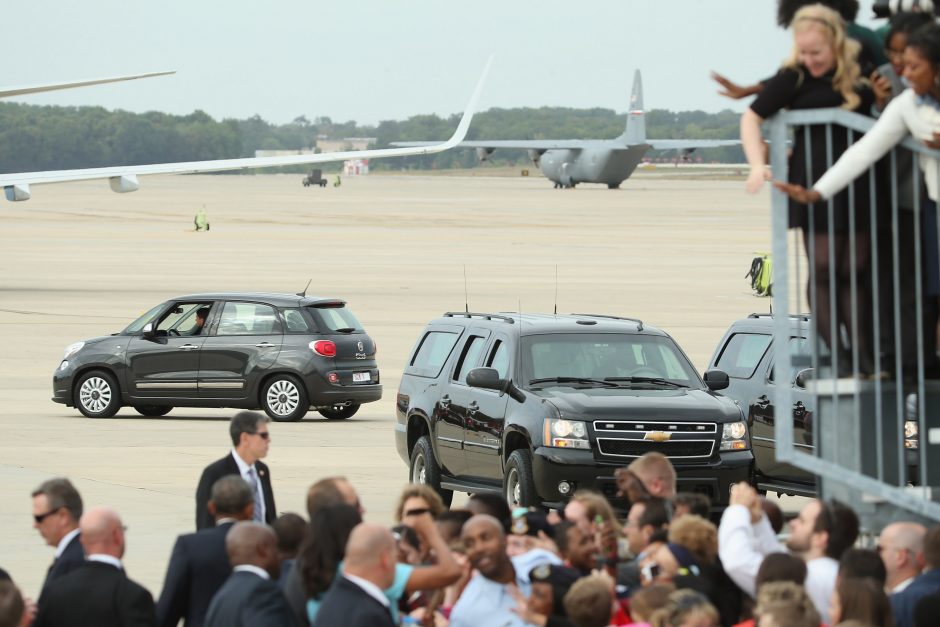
left=767, top=108, right=940, bottom=525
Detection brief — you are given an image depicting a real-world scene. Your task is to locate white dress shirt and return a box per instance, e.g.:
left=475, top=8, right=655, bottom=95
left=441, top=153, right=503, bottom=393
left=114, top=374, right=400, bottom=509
left=230, top=449, right=266, bottom=522
left=86, top=554, right=123, bottom=570
left=54, top=528, right=80, bottom=559
left=233, top=564, right=270, bottom=580
left=343, top=573, right=391, bottom=608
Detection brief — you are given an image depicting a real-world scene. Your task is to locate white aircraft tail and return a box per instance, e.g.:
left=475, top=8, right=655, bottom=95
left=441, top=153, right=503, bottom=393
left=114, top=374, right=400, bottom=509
left=622, top=69, right=646, bottom=145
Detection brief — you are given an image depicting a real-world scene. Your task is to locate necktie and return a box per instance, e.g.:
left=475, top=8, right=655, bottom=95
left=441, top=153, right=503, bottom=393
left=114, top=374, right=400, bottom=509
left=246, top=467, right=264, bottom=522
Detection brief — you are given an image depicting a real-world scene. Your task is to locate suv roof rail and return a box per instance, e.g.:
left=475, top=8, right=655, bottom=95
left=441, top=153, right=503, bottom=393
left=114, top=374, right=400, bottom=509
left=570, top=313, right=643, bottom=331
left=443, top=311, right=516, bottom=324
left=747, top=312, right=811, bottom=321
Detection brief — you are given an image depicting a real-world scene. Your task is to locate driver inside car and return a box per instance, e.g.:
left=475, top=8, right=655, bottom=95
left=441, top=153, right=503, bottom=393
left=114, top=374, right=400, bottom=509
left=188, top=307, right=210, bottom=336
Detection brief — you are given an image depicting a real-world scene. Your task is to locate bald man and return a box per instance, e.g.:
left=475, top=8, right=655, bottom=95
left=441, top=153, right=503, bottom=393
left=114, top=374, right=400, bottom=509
left=313, top=523, right=398, bottom=627
left=449, top=514, right=560, bottom=627
left=880, top=522, right=927, bottom=595
left=33, top=506, right=156, bottom=627
left=204, top=522, right=295, bottom=627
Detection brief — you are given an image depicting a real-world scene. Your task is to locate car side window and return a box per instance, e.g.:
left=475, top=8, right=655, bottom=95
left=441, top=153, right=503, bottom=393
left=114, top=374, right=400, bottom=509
left=409, top=331, right=460, bottom=378
left=487, top=340, right=510, bottom=379
left=453, top=336, right=486, bottom=384
left=715, top=333, right=772, bottom=379
left=769, top=337, right=810, bottom=383
left=156, top=302, right=208, bottom=334
left=281, top=308, right=312, bottom=333
left=217, top=302, right=282, bottom=336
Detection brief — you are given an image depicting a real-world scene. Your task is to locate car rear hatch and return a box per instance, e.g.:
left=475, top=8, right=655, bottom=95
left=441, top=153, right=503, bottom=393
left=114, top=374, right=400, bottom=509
left=306, top=301, right=379, bottom=385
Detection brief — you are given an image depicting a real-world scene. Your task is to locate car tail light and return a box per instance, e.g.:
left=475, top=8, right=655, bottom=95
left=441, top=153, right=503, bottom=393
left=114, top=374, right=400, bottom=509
left=309, top=340, right=337, bottom=357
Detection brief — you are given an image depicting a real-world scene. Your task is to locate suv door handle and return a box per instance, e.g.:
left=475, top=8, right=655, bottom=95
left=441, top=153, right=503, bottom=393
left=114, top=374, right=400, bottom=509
left=755, top=395, right=770, bottom=410
left=468, top=401, right=479, bottom=415
left=178, top=344, right=200, bottom=350
left=440, top=395, right=451, bottom=408
left=255, top=342, right=276, bottom=348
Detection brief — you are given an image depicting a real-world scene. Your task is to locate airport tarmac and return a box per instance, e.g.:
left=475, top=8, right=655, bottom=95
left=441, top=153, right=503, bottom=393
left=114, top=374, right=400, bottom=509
left=0, top=171, right=797, bottom=598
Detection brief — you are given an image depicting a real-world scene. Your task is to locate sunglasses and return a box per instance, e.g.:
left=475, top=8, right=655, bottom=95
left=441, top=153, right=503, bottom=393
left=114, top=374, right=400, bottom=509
left=403, top=507, right=431, bottom=517
left=34, top=508, right=62, bottom=524
left=250, top=431, right=270, bottom=440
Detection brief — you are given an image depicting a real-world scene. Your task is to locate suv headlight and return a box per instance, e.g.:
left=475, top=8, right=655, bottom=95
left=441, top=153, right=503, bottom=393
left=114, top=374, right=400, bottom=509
left=63, top=342, right=85, bottom=359
left=544, top=419, right=590, bottom=449
left=905, top=420, right=919, bottom=449
left=720, top=421, right=750, bottom=451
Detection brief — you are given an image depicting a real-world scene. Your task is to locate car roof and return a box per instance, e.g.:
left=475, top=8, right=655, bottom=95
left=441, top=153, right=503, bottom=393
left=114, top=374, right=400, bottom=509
left=725, top=312, right=812, bottom=334
left=428, top=311, right=668, bottom=337
left=173, top=292, right=346, bottom=308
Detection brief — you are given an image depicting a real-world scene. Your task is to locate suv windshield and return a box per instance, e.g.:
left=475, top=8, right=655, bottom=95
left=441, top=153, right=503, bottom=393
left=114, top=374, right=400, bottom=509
left=308, top=305, right=363, bottom=333
left=522, top=333, right=701, bottom=389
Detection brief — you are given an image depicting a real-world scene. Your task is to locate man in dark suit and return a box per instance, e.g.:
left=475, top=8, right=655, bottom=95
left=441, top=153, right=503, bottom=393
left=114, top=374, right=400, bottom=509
left=157, top=476, right=254, bottom=627
left=204, top=522, right=296, bottom=627
left=195, top=411, right=276, bottom=530
left=894, top=526, right=940, bottom=627
left=33, top=506, right=156, bottom=627
left=313, top=522, right=397, bottom=627
left=31, top=478, right=84, bottom=597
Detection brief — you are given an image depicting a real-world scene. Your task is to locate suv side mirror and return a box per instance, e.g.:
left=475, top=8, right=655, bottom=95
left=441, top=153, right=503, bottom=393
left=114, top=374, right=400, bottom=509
left=795, top=368, right=814, bottom=389
left=142, top=322, right=155, bottom=339
left=466, top=367, right=526, bottom=403
left=703, top=369, right=730, bottom=391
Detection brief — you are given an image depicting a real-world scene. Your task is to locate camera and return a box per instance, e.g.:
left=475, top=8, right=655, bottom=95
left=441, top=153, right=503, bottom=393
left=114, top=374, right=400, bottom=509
left=873, top=0, right=939, bottom=18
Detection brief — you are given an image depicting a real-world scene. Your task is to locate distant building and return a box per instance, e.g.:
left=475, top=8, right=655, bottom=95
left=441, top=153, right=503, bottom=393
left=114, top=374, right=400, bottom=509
left=316, top=137, right=376, bottom=153
left=253, top=148, right=316, bottom=158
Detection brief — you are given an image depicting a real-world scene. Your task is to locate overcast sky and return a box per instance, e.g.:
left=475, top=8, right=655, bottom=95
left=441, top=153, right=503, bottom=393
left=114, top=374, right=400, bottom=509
left=2, top=1, right=887, bottom=126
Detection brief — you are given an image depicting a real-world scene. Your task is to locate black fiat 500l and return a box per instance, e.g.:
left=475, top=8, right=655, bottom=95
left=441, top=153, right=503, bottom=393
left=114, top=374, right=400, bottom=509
left=53, top=293, right=381, bottom=421
left=395, top=312, right=751, bottom=510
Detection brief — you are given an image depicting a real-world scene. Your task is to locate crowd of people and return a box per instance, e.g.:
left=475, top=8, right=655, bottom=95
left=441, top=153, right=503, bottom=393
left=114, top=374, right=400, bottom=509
left=2, top=411, right=940, bottom=627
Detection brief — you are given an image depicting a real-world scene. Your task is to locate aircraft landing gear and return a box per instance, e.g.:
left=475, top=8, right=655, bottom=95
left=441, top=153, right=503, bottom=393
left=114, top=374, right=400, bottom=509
left=608, top=183, right=620, bottom=189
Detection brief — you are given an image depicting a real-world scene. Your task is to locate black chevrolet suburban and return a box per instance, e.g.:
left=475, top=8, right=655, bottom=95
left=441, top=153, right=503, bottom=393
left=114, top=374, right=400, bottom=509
left=394, top=311, right=753, bottom=509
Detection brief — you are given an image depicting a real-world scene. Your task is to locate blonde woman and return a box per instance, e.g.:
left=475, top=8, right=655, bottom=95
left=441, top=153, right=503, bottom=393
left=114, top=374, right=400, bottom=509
left=741, top=3, right=878, bottom=375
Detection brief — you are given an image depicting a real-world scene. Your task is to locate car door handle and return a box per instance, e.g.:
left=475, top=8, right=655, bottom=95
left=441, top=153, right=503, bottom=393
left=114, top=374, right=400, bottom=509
left=255, top=342, right=276, bottom=348
left=440, top=395, right=451, bottom=408
left=755, top=395, right=770, bottom=410
left=468, top=401, right=479, bottom=415
left=178, top=344, right=200, bottom=350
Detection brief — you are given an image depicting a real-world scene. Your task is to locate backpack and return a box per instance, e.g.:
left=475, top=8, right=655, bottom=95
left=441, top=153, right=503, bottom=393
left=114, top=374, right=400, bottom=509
left=746, top=254, right=773, bottom=296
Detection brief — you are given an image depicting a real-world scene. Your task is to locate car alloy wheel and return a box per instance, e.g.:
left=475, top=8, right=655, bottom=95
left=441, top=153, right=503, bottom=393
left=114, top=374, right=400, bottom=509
left=266, top=379, right=299, bottom=417
left=506, top=467, right=521, bottom=507
left=411, top=450, right=427, bottom=485
left=80, top=376, right=113, bottom=414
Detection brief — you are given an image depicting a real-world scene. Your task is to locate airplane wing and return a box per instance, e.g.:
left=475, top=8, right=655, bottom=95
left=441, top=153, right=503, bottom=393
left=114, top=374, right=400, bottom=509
left=1, top=57, right=492, bottom=201
left=391, top=140, right=588, bottom=150
left=0, top=71, right=176, bottom=99
left=646, top=139, right=740, bottom=150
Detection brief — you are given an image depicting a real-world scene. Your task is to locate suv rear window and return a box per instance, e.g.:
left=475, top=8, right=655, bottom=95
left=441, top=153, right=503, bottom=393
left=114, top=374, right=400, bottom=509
left=409, top=331, right=460, bottom=378
left=716, top=333, right=772, bottom=378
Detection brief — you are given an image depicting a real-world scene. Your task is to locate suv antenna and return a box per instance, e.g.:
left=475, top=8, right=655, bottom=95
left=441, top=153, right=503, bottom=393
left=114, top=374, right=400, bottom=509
left=554, top=265, right=558, bottom=315
left=297, top=279, right=312, bottom=298
left=463, top=265, right=470, bottom=313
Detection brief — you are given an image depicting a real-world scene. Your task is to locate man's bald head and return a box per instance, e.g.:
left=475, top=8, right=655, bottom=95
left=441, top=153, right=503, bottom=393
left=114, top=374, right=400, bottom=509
left=343, top=523, right=397, bottom=588
left=462, top=514, right=505, bottom=539
left=226, top=522, right=280, bottom=578
left=79, top=506, right=125, bottom=558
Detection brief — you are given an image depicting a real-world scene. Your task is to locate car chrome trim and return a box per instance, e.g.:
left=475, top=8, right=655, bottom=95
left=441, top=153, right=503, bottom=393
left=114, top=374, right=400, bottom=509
left=199, top=382, right=244, bottom=389
left=596, top=437, right=716, bottom=459
left=135, top=382, right=197, bottom=389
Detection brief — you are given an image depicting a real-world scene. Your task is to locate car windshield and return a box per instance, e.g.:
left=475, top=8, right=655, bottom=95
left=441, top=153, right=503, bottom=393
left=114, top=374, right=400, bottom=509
left=522, top=333, right=701, bottom=389
left=122, top=302, right=167, bottom=334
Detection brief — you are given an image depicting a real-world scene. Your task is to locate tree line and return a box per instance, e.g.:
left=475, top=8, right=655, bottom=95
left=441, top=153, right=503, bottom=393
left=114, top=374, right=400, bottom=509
left=0, top=102, right=744, bottom=174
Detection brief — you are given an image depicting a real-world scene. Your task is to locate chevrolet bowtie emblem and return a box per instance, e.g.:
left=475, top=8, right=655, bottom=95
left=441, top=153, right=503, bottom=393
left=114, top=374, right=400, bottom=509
left=644, top=431, right=671, bottom=443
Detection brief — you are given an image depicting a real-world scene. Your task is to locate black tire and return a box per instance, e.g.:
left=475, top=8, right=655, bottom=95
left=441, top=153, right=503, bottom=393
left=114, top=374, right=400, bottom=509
left=504, top=449, right=539, bottom=508
left=261, top=375, right=309, bottom=422
left=318, top=403, right=360, bottom=420
left=74, top=370, right=121, bottom=418
left=133, top=405, right=172, bottom=417
left=410, top=435, right=453, bottom=507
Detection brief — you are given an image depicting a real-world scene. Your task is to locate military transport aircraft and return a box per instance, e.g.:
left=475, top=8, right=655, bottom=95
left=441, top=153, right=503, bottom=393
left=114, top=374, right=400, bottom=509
left=0, top=59, right=492, bottom=202
left=393, top=69, right=738, bottom=189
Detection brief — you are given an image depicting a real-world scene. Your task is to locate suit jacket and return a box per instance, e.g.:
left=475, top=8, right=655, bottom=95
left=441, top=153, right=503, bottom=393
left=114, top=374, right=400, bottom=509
left=33, top=560, right=156, bottom=627
left=312, top=576, right=395, bottom=627
left=195, top=453, right=275, bottom=530
left=893, top=569, right=940, bottom=627
left=40, top=532, right=84, bottom=599
left=204, top=570, right=296, bottom=627
left=156, top=522, right=234, bottom=627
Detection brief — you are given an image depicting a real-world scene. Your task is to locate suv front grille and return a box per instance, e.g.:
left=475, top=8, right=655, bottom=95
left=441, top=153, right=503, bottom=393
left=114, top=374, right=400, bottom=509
left=596, top=438, right=715, bottom=458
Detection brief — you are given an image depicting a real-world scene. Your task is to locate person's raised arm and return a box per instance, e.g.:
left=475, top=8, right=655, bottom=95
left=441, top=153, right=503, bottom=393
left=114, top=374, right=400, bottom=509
left=741, top=108, right=770, bottom=194
left=404, top=513, right=463, bottom=593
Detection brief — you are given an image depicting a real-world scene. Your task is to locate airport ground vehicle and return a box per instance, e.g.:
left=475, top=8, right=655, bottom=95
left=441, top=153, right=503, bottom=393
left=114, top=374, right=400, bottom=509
left=707, top=313, right=919, bottom=497
left=302, top=169, right=327, bottom=187
left=53, top=293, right=380, bottom=421
left=395, top=311, right=752, bottom=509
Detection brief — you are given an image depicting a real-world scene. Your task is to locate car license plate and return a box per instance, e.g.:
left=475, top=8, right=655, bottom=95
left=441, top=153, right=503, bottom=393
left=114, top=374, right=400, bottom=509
left=352, top=372, right=370, bottom=383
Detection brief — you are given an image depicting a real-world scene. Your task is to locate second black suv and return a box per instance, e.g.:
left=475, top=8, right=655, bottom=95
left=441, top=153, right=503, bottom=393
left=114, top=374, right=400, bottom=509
left=53, top=293, right=381, bottom=421
left=395, top=311, right=753, bottom=509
